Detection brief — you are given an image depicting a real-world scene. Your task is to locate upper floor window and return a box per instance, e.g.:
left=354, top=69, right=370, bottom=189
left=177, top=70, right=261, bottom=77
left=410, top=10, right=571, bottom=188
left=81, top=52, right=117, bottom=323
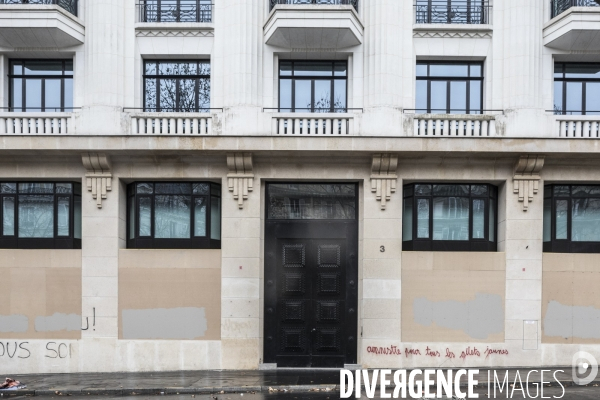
left=0, top=182, right=81, bottom=249
left=279, top=61, right=347, bottom=113
left=415, top=0, right=490, bottom=24
left=144, top=60, right=210, bottom=112
left=544, top=185, right=600, bottom=253
left=551, top=0, right=600, bottom=19
left=9, top=60, right=73, bottom=112
left=269, top=0, right=358, bottom=12
left=554, top=63, right=600, bottom=115
left=416, top=61, right=483, bottom=114
left=127, top=182, right=221, bottom=249
left=1, top=0, right=78, bottom=16
left=403, top=183, right=497, bottom=252
left=139, top=0, right=212, bottom=23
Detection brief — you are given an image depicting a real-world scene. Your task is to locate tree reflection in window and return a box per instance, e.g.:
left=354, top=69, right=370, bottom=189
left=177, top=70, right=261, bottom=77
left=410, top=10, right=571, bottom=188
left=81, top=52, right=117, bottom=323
left=144, top=61, right=210, bottom=112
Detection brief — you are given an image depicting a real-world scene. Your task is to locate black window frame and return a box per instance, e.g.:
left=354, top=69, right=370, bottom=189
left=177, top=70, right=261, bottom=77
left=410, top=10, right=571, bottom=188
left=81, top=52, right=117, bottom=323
left=143, top=60, right=211, bottom=112
left=278, top=60, right=348, bottom=113
left=415, top=61, right=484, bottom=114
left=553, top=62, right=600, bottom=115
left=0, top=182, right=81, bottom=249
left=402, top=183, right=497, bottom=252
left=127, top=182, right=221, bottom=249
left=544, top=184, right=600, bottom=253
left=8, top=59, right=74, bottom=112
left=266, top=182, right=358, bottom=221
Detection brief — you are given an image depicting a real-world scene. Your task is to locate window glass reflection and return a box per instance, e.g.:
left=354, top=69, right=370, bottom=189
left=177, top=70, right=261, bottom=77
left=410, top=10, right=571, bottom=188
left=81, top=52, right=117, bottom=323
left=268, top=184, right=356, bottom=220
left=416, top=62, right=483, bottom=114
left=572, top=198, right=600, bottom=242
left=18, top=195, right=54, bottom=238
left=432, top=197, right=469, bottom=241
left=154, top=195, right=191, bottom=239
left=279, top=61, right=347, bottom=112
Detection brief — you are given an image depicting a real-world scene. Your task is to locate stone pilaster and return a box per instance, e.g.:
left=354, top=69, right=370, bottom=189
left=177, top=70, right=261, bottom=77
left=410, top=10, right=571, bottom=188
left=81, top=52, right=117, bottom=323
left=504, top=155, right=545, bottom=357
left=79, top=0, right=135, bottom=135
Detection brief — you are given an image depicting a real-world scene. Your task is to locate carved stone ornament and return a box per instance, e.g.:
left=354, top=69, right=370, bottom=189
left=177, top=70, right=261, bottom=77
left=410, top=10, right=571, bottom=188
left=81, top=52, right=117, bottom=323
left=82, top=153, right=112, bottom=209
left=227, top=153, right=254, bottom=209
left=370, top=154, right=399, bottom=210
left=513, top=155, right=545, bottom=212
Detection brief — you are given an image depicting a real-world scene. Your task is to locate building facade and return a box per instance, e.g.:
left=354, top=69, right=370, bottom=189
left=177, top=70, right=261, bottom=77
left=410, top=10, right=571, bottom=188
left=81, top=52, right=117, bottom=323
left=1, top=0, right=600, bottom=373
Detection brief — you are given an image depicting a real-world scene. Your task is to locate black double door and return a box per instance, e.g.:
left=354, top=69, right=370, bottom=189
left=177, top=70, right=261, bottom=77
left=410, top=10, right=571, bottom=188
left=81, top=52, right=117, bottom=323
left=264, top=221, right=358, bottom=368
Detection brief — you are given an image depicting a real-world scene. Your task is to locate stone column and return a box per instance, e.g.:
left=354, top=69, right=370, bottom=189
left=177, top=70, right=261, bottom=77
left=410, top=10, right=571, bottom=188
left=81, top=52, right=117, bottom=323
left=504, top=155, right=545, bottom=360
left=495, top=0, right=554, bottom=136
left=213, top=0, right=264, bottom=135
left=361, top=154, right=403, bottom=368
left=360, top=0, right=409, bottom=136
left=79, top=153, right=120, bottom=372
left=78, top=0, right=135, bottom=135
left=220, top=154, right=261, bottom=368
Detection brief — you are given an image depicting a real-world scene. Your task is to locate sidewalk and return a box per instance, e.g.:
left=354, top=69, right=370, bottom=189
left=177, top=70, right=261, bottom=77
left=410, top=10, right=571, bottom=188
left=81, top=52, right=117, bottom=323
left=0, top=368, right=587, bottom=397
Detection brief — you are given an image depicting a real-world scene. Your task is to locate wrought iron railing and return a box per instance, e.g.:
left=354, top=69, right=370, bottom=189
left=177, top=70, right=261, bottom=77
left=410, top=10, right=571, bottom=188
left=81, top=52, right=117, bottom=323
left=138, top=0, right=213, bottom=23
left=415, top=0, right=490, bottom=24
left=269, top=0, right=358, bottom=12
left=551, top=0, right=600, bottom=18
left=0, top=0, right=78, bottom=16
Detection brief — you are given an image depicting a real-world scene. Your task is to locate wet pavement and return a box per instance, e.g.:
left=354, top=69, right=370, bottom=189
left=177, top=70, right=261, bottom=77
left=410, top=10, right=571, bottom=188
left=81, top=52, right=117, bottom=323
left=1, top=369, right=599, bottom=399
left=4, top=385, right=600, bottom=399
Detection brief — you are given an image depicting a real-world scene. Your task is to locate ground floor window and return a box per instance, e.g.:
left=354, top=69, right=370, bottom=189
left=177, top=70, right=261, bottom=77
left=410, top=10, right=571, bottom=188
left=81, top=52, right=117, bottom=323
left=544, top=184, right=600, bottom=253
left=127, top=182, right=221, bottom=249
left=0, top=182, right=81, bottom=249
left=403, top=183, right=497, bottom=251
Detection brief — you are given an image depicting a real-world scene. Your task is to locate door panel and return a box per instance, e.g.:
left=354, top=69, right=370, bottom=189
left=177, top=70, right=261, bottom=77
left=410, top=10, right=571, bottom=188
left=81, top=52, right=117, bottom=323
left=265, top=221, right=357, bottom=368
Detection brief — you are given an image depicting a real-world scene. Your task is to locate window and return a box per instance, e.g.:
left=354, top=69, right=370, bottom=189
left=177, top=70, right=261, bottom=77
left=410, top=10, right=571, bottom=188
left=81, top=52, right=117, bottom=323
left=279, top=61, right=347, bottom=113
left=415, top=0, right=490, bottom=24
left=0, top=182, right=81, bottom=249
left=403, top=183, right=497, bottom=251
left=9, top=60, right=73, bottom=112
left=267, top=183, right=357, bottom=220
left=415, top=61, right=483, bottom=114
left=554, top=63, right=600, bottom=115
left=127, top=182, right=221, bottom=249
left=140, top=0, right=212, bottom=23
left=544, top=185, right=600, bottom=253
left=144, top=61, right=210, bottom=112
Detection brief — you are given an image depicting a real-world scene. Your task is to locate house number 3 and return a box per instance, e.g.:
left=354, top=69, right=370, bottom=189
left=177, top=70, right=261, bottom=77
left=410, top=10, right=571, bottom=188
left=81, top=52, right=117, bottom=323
left=380, top=246, right=385, bottom=253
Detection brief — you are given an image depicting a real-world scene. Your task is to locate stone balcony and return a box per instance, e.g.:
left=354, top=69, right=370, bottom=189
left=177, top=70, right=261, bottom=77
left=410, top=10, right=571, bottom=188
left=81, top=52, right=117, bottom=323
left=0, top=109, right=597, bottom=140
left=0, top=1, right=84, bottom=48
left=544, top=0, right=600, bottom=51
left=264, top=3, right=363, bottom=50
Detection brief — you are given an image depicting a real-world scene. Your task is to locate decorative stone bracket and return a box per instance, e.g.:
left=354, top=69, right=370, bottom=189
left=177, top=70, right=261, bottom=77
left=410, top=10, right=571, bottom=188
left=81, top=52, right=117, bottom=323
left=370, top=154, right=398, bottom=210
left=82, top=153, right=112, bottom=209
left=513, top=155, right=545, bottom=212
left=227, top=153, right=254, bottom=209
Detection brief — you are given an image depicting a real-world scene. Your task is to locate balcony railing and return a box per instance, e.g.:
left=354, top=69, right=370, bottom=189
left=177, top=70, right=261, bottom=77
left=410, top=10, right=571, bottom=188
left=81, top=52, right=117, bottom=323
left=125, top=108, right=222, bottom=135
left=551, top=0, right=600, bottom=18
left=405, top=110, right=502, bottom=137
left=138, top=0, right=213, bottom=23
left=0, top=0, right=78, bottom=16
left=415, top=0, right=490, bottom=24
left=269, top=0, right=358, bottom=12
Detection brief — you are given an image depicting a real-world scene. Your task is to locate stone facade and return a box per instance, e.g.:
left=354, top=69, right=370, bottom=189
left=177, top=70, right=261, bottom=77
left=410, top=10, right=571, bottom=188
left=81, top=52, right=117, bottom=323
left=1, top=0, right=600, bottom=373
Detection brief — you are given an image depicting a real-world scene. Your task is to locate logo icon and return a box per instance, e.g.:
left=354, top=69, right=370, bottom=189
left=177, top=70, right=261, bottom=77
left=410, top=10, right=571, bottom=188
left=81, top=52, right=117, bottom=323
left=572, top=351, right=598, bottom=385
